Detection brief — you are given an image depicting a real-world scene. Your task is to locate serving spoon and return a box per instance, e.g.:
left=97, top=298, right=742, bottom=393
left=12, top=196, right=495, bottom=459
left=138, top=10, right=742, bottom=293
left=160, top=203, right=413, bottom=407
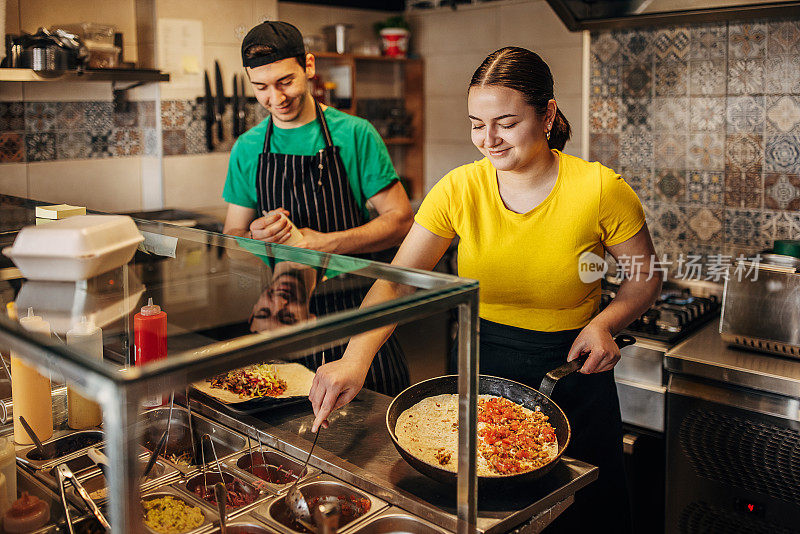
left=285, top=427, right=320, bottom=526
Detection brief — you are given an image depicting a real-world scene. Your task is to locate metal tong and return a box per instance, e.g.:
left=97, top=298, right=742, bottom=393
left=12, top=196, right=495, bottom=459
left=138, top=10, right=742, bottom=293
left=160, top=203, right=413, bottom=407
left=54, top=463, right=111, bottom=532
left=285, top=428, right=320, bottom=529
left=142, top=392, right=174, bottom=480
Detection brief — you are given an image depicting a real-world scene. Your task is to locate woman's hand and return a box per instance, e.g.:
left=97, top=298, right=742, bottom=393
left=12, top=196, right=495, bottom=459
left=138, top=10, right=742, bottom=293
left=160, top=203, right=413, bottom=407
left=566, top=322, right=621, bottom=374
left=249, top=208, right=291, bottom=243
left=309, top=357, right=371, bottom=432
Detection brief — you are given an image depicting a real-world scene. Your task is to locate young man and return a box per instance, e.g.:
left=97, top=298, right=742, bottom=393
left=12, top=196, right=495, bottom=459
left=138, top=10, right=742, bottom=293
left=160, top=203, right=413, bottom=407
left=222, top=21, right=411, bottom=396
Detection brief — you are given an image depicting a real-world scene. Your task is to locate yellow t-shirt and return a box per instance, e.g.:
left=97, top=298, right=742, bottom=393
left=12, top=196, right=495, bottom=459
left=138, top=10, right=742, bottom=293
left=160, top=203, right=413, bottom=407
left=415, top=150, right=646, bottom=332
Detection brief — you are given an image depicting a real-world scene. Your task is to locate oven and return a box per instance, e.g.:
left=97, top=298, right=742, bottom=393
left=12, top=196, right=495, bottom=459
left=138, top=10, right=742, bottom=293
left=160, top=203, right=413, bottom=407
left=665, top=374, right=800, bottom=534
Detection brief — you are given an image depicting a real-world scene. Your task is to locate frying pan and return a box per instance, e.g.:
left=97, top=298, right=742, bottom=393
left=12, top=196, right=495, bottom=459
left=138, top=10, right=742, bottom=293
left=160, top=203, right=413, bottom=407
left=386, top=334, right=636, bottom=486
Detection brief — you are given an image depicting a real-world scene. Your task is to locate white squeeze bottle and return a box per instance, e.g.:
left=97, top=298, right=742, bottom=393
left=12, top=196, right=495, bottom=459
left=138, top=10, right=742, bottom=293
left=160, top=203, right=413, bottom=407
left=12, top=308, right=53, bottom=445
left=66, top=317, right=103, bottom=430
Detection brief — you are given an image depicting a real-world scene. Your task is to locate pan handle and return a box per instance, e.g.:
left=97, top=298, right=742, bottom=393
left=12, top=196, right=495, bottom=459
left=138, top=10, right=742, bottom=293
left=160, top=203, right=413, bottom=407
left=538, top=334, right=637, bottom=398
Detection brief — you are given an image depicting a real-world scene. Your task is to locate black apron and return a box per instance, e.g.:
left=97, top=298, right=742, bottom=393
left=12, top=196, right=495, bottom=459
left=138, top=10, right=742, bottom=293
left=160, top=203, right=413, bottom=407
left=256, top=101, right=409, bottom=396
left=450, top=319, right=632, bottom=534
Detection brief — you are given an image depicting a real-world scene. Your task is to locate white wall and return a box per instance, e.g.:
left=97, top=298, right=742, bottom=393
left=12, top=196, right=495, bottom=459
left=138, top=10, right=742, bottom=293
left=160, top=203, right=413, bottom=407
left=408, top=0, right=584, bottom=192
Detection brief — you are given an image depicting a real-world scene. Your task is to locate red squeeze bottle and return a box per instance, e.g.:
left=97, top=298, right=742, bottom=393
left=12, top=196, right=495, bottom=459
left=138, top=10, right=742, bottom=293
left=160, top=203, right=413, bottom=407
left=134, top=298, right=167, bottom=408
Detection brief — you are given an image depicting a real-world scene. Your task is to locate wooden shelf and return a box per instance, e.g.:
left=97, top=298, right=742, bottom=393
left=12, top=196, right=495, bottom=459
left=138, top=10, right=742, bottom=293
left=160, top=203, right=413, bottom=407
left=313, top=52, right=420, bottom=63
left=0, top=67, right=169, bottom=83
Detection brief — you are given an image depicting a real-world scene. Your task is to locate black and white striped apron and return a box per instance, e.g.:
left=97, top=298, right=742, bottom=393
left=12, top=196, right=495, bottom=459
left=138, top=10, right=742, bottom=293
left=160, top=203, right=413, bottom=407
left=255, top=100, right=409, bottom=396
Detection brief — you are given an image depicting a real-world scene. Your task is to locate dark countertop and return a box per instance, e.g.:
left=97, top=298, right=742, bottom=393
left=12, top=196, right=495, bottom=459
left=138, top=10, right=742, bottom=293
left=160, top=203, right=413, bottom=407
left=192, top=387, right=597, bottom=534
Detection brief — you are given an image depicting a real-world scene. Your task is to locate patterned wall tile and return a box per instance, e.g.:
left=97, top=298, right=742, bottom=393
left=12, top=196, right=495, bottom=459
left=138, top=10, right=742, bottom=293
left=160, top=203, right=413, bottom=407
left=725, top=133, right=764, bottom=173
left=0, top=103, right=25, bottom=131
left=162, top=130, right=187, bottom=156
left=761, top=209, right=800, bottom=242
left=25, top=132, right=56, bottom=161
left=764, top=55, right=800, bottom=94
left=654, top=97, right=689, bottom=131
left=726, top=96, right=765, bottom=133
left=619, top=167, right=653, bottom=203
left=617, top=30, right=653, bottom=63
left=143, top=128, right=159, bottom=156
left=688, top=133, right=725, bottom=170
left=111, top=128, right=143, bottom=157
left=764, top=172, right=800, bottom=210
left=590, top=133, right=620, bottom=168
left=590, top=64, right=621, bottom=97
left=765, top=135, right=800, bottom=173
left=653, top=27, right=691, bottom=61
left=622, top=64, right=652, bottom=98
left=619, top=128, right=653, bottom=168
left=767, top=20, right=800, bottom=56
left=687, top=170, right=724, bottom=205
left=0, top=132, right=25, bottom=162
left=649, top=202, right=692, bottom=243
left=728, top=23, right=767, bottom=58
left=85, top=102, right=113, bottom=134
left=655, top=170, right=685, bottom=201
left=724, top=207, right=769, bottom=247
left=25, top=103, right=57, bottom=132
left=654, top=133, right=687, bottom=169
left=89, top=132, right=113, bottom=158
left=139, top=101, right=156, bottom=128
left=690, top=24, right=727, bottom=60
left=655, top=61, right=688, bottom=97
left=621, top=98, right=651, bottom=130
left=766, top=95, right=800, bottom=136
left=161, top=100, right=190, bottom=129
left=113, top=103, right=139, bottom=129
left=56, top=131, right=91, bottom=160
left=728, top=58, right=764, bottom=95
left=689, top=60, right=726, bottom=96
left=725, top=171, right=763, bottom=208
left=592, top=32, right=622, bottom=64
left=689, top=97, right=725, bottom=132
left=56, top=102, right=87, bottom=131
left=590, top=97, right=621, bottom=132
left=687, top=206, right=723, bottom=242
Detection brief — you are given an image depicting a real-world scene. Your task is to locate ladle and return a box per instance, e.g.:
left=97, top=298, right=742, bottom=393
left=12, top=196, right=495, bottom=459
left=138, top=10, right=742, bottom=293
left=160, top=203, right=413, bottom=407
left=284, top=428, right=320, bottom=525
left=18, top=416, right=45, bottom=458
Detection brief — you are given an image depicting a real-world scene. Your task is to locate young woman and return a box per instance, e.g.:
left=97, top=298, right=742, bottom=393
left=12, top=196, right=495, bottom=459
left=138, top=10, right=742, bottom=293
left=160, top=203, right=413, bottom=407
left=309, top=47, right=662, bottom=532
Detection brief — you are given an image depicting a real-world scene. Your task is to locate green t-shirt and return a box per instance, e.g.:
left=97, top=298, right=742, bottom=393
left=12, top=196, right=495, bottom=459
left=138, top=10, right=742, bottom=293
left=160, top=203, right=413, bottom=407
left=223, top=107, right=398, bottom=220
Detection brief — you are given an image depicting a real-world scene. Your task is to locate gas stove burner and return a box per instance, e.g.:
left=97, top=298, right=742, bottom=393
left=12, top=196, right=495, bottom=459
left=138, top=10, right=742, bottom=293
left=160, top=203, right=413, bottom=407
left=600, top=281, right=721, bottom=344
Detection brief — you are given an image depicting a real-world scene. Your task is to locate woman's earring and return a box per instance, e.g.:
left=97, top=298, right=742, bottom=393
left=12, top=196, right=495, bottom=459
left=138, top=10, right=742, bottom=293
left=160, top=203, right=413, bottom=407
left=546, top=129, right=551, bottom=140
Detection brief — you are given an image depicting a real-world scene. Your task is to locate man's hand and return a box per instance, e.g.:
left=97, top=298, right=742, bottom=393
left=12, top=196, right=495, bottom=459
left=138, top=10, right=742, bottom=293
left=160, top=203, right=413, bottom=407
left=294, top=227, right=341, bottom=253
left=249, top=208, right=292, bottom=243
left=309, top=357, right=370, bottom=432
left=566, top=322, right=621, bottom=374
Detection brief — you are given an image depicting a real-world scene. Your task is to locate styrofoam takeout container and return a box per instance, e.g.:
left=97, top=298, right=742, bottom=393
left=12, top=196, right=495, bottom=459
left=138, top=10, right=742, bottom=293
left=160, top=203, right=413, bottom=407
left=2, top=215, right=144, bottom=281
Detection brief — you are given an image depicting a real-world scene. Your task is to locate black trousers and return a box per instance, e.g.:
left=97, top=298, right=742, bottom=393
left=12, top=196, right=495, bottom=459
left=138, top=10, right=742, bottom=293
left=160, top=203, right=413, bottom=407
left=451, top=319, right=632, bottom=534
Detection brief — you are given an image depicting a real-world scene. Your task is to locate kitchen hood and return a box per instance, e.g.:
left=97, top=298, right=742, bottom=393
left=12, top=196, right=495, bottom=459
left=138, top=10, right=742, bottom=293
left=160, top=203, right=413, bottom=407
left=544, top=0, right=800, bottom=31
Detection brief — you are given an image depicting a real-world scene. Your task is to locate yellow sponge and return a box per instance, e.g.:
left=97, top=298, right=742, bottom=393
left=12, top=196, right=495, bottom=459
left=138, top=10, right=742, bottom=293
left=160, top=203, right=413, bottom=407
left=35, top=204, right=87, bottom=219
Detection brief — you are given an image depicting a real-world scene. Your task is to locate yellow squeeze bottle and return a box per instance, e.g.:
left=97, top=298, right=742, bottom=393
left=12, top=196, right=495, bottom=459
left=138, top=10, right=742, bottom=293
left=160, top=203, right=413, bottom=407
left=12, top=308, right=53, bottom=445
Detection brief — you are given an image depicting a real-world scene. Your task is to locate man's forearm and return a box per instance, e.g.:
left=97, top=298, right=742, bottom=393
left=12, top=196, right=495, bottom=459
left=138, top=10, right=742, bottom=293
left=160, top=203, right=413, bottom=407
left=326, top=210, right=412, bottom=255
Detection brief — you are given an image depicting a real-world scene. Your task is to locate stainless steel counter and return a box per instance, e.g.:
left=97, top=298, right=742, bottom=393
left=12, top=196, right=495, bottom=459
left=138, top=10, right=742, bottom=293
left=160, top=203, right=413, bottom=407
left=190, top=388, right=598, bottom=534
left=665, top=321, right=800, bottom=397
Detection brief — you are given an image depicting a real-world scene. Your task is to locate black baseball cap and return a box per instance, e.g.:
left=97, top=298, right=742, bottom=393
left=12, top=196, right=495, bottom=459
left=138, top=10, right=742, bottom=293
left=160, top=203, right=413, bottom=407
left=241, top=21, right=306, bottom=69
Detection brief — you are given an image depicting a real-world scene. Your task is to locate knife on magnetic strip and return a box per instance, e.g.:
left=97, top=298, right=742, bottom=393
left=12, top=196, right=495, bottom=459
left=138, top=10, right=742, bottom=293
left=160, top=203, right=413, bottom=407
left=203, top=70, right=215, bottom=151
left=232, top=73, right=240, bottom=138
left=214, top=60, right=225, bottom=140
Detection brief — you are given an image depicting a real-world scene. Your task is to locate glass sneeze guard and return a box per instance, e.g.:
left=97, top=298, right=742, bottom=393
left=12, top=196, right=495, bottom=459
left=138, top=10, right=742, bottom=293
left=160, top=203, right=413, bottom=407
left=0, top=195, right=481, bottom=533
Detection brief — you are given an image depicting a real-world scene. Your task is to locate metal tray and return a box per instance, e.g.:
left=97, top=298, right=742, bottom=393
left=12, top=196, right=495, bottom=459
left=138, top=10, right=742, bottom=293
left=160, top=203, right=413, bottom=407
left=227, top=449, right=320, bottom=494
left=176, top=469, right=270, bottom=515
left=140, top=487, right=217, bottom=534
left=251, top=476, right=386, bottom=534
left=18, top=430, right=104, bottom=468
left=66, top=458, right=177, bottom=506
left=139, top=406, right=247, bottom=474
left=341, top=507, right=451, bottom=534
left=202, top=514, right=281, bottom=533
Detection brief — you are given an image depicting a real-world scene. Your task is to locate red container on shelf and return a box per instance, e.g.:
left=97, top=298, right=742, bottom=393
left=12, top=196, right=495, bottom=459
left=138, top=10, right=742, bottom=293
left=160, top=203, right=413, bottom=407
left=134, top=298, right=167, bottom=407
